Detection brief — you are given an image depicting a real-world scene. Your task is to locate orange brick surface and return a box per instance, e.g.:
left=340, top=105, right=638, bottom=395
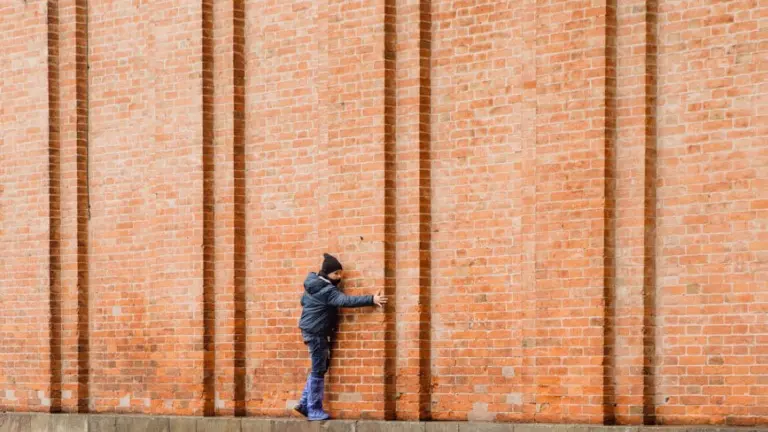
left=1, top=0, right=766, bottom=425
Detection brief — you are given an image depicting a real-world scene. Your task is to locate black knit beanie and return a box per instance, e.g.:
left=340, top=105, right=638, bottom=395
left=320, top=253, right=343, bottom=276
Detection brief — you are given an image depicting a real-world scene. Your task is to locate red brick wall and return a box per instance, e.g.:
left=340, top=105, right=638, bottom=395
left=86, top=0, right=205, bottom=415
left=429, top=0, right=527, bottom=422
left=654, top=0, right=768, bottom=423
left=1, top=0, right=766, bottom=426
left=0, top=0, right=52, bottom=413
left=244, top=0, right=329, bottom=416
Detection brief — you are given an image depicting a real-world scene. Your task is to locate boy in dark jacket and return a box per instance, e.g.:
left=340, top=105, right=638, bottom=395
left=294, top=253, right=387, bottom=421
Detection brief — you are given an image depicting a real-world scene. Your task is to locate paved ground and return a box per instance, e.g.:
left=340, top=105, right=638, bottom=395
left=1, top=413, right=767, bottom=432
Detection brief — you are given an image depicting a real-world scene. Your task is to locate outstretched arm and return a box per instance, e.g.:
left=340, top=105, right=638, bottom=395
left=326, top=288, right=374, bottom=308
left=327, top=288, right=388, bottom=308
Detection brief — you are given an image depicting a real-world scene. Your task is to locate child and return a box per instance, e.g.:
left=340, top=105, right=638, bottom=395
left=294, top=253, right=387, bottom=421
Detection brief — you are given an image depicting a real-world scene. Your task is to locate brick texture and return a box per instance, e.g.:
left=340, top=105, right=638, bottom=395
left=429, top=0, right=525, bottom=423
left=654, top=0, right=768, bottom=425
left=1, top=0, right=767, bottom=426
left=87, top=0, right=205, bottom=415
left=0, top=0, right=52, bottom=413
left=243, top=0, right=324, bottom=416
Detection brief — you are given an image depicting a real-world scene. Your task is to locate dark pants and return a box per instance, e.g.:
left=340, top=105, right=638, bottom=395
left=303, top=332, right=330, bottom=378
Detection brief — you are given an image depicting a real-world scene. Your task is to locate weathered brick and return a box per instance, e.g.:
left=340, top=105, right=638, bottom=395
left=0, top=0, right=52, bottom=414
left=1, top=0, right=766, bottom=426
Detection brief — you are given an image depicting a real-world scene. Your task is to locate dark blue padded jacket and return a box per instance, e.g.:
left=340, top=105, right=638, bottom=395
left=298, top=272, right=374, bottom=337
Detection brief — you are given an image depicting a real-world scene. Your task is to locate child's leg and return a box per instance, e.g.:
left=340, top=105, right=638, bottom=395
left=307, top=335, right=329, bottom=378
left=294, top=336, right=317, bottom=417
left=298, top=376, right=310, bottom=406
left=292, top=374, right=310, bottom=417
left=306, top=335, right=330, bottom=420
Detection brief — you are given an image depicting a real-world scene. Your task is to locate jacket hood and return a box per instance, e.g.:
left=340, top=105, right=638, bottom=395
left=304, top=272, right=332, bottom=295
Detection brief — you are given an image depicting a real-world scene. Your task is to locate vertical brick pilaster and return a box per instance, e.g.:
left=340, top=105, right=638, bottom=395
left=56, top=0, right=77, bottom=414
left=88, top=0, right=152, bottom=413
left=603, top=0, right=618, bottom=424
left=384, top=0, right=398, bottom=420
left=232, top=0, right=247, bottom=417
left=75, top=0, right=91, bottom=412
left=392, top=0, right=433, bottom=420
left=416, top=0, right=433, bottom=420
left=146, top=0, right=205, bottom=415
left=243, top=0, right=329, bottom=417
left=324, top=0, right=389, bottom=418
left=55, top=0, right=90, bottom=414
left=613, top=0, right=646, bottom=423
left=202, top=0, right=216, bottom=416
left=208, top=0, right=237, bottom=418
left=74, top=0, right=90, bottom=414
left=533, top=0, right=612, bottom=423
left=392, top=0, right=412, bottom=421
left=48, top=0, right=64, bottom=414
left=209, top=0, right=247, bottom=417
left=88, top=0, right=205, bottom=414
left=612, top=0, right=659, bottom=424
left=642, top=2, right=658, bottom=424
left=429, top=0, right=527, bottom=422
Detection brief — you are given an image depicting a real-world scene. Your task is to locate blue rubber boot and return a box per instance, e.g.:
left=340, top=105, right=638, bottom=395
left=292, top=376, right=310, bottom=417
left=307, top=375, right=330, bottom=421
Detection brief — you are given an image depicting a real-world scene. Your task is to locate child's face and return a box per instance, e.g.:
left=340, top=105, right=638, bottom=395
left=328, top=270, right=343, bottom=281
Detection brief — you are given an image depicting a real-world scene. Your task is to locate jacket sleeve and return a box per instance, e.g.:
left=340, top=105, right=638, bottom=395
left=326, top=288, right=374, bottom=308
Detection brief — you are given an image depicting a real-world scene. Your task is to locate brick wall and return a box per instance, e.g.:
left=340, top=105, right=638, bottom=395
left=654, top=0, right=767, bottom=423
left=1, top=0, right=766, bottom=426
left=0, top=0, right=51, bottom=414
